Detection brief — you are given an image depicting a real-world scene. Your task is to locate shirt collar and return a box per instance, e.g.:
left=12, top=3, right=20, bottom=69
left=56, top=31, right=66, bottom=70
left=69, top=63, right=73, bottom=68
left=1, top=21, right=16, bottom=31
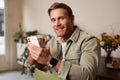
left=69, top=26, right=80, bottom=42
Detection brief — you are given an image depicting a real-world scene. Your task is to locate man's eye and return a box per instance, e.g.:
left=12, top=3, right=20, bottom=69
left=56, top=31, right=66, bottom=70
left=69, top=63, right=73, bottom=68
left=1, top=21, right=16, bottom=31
left=60, top=17, right=64, bottom=20
left=51, top=19, right=55, bottom=22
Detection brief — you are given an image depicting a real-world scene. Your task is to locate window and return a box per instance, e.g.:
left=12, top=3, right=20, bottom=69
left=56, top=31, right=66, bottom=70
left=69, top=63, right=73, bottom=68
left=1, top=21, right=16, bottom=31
left=0, top=0, right=5, bottom=55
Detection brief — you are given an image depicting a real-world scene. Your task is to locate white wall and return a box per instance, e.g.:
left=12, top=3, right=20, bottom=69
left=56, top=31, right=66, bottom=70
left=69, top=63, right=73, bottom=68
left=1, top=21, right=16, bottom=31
left=21, top=0, right=120, bottom=57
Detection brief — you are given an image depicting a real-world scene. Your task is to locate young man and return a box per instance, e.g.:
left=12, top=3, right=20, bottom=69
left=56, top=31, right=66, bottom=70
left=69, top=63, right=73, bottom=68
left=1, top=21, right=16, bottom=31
left=27, top=2, right=101, bottom=80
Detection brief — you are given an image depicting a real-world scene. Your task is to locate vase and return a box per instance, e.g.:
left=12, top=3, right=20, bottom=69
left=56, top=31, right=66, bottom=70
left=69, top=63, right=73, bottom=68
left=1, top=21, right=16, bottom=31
left=105, top=50, right=112, bottom=64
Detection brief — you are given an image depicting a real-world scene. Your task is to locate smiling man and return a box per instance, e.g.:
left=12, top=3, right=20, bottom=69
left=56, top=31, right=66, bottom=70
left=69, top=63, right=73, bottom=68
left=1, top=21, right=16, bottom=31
left=27, top=2, right=101, bottom=80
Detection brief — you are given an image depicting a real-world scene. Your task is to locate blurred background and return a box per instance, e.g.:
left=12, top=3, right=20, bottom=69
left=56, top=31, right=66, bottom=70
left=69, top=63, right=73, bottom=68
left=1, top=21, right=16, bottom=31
left=0, top=0, right=120, bottom=80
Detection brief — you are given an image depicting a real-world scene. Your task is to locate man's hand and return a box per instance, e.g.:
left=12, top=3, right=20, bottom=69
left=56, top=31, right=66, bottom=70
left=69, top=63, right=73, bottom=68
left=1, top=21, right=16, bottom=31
left=27, top=43, right=52, bottom=65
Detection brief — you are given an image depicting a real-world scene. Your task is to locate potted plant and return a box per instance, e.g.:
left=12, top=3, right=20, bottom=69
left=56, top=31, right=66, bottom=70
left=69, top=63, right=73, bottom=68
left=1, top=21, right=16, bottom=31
left=13, top=25, right=39, bottom=74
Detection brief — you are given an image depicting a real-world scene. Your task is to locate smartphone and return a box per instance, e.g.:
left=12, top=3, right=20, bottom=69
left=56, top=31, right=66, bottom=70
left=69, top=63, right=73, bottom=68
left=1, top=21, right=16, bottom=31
left=27, top=36, right=40, bottom=47
left=27, top=35, right=45, bottom=47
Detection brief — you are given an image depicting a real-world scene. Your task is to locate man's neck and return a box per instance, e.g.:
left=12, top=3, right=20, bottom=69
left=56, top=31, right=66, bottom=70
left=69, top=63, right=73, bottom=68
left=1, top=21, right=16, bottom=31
left=61, top=38, right=69, bottom=42
left=61, top=26, right=76, bottom=42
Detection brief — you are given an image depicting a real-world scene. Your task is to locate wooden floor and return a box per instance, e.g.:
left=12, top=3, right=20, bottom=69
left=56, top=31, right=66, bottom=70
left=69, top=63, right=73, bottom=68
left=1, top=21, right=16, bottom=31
left=0, top=70, right=35, bottom=80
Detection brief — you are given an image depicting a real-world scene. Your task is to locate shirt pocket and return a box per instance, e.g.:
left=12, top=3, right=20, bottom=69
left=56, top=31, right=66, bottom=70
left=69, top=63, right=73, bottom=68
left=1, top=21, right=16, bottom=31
left=65, top=51, right=81, bottom=65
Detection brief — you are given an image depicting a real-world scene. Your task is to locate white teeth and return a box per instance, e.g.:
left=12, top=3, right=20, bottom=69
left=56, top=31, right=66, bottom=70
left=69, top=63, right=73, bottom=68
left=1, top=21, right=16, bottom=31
left=56, top=28, right=63, bottom=32
left=55, top=26, right=64, bottom=32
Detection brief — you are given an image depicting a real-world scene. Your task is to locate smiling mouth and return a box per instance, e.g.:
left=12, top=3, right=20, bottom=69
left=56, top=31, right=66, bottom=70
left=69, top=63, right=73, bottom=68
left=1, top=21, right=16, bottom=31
left=56, top=26, right=64, bottom=30
left=56, top=27, right=64, bottom=32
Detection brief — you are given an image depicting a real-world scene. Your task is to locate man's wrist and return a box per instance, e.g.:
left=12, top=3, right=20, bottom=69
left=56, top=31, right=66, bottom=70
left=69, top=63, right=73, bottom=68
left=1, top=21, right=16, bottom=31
left=28, top=56, right=36, bottom=65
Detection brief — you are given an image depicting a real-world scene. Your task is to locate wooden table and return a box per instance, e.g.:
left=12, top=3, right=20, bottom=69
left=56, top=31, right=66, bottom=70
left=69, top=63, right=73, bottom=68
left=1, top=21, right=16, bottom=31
left=97, top=56, right=120, bottom=80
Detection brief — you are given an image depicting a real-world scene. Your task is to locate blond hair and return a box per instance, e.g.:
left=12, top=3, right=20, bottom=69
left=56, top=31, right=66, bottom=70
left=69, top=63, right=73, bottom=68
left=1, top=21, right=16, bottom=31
left=48, top=2, right=73, bottom=17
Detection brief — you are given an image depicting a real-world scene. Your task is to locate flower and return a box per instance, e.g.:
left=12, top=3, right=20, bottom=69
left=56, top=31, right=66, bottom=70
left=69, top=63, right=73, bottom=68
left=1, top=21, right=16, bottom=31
left=97, top=32, right=120, bottom=64
left=97, top=32, right=120, bottom=51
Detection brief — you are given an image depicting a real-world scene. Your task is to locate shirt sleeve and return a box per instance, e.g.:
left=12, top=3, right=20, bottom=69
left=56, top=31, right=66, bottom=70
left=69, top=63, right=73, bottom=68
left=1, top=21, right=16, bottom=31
left=58, top=37, right=101, bottom=80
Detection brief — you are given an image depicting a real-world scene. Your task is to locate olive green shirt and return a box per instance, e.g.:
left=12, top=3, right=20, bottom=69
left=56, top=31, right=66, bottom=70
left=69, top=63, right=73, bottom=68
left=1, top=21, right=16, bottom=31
left=47, top=27, right=101, bottom=80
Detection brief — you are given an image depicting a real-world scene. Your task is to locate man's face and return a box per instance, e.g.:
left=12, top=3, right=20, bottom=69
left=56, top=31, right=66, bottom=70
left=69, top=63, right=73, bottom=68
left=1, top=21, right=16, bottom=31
left=49, top=8, right=74, bottom=38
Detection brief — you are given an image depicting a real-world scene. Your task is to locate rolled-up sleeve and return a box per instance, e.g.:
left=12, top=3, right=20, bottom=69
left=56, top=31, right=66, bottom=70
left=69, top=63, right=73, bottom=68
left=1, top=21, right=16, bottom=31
left=58, top=61, right=72, bottom=80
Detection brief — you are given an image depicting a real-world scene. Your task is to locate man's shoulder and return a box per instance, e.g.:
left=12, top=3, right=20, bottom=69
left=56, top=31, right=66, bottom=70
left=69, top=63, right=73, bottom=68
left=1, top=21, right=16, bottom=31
left=46, top=36, right=58, bottom=45
left=79, top=30, right=95, bottom=39
left=49, top=36, right=57, bottom=41
left=75, top=26, right=95, bottom=39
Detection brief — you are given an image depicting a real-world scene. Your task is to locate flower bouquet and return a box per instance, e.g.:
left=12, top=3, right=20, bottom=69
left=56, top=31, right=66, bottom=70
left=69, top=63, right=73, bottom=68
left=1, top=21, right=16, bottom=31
left=97, top=32, right=120, bottom=64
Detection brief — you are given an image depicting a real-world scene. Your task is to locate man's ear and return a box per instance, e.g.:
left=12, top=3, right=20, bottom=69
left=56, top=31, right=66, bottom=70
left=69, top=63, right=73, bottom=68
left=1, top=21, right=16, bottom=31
left=71, top=15, right=74, bottom=25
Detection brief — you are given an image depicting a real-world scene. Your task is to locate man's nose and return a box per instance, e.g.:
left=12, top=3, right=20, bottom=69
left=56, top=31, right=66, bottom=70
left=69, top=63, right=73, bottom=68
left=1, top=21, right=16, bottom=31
left=55, top=20, right=61, bottom=26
